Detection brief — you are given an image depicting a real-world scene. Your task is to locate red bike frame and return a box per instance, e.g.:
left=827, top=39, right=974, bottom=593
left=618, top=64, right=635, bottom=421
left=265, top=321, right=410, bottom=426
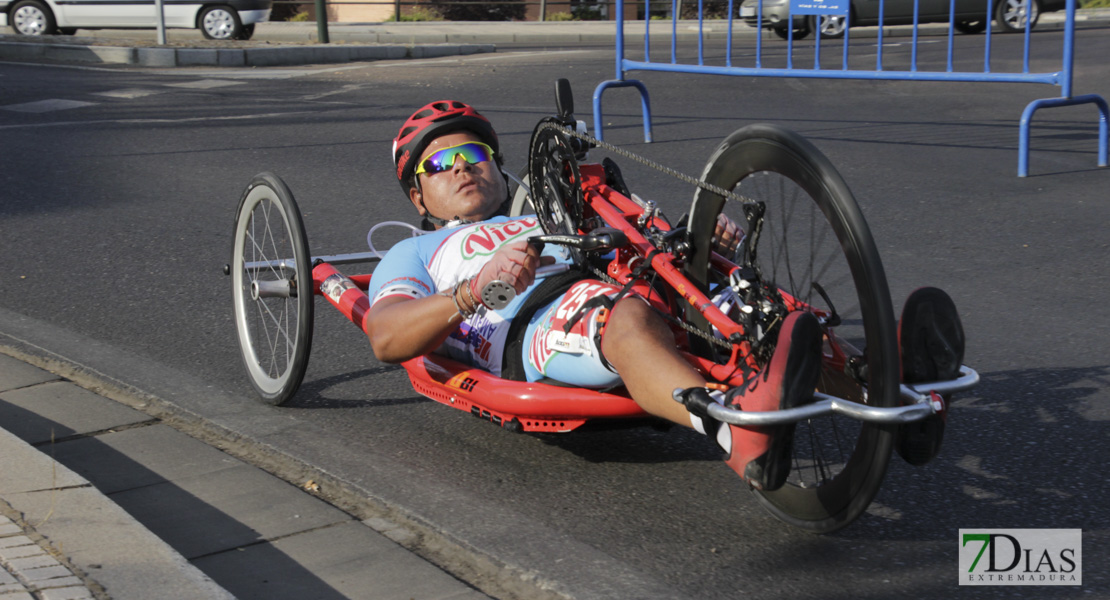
left=308, top=161, right=815, bottom=433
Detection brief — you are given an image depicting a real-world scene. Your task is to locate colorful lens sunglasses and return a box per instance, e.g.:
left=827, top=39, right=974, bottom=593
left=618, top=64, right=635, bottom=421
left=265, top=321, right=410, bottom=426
left=414, top=141, right=494, bottom=175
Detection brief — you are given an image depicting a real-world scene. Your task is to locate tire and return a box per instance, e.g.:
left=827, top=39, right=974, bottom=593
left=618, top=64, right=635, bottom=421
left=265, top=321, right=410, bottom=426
left=995, top=0, right=1039, bottom=33
left=811, top=14, right=847, bottom=39
left=10, top=0, right=57, bottom=36
left=685, top=124, right=900, bottom=533
left=58, top=27, right=78, bottom=35
left=954, top=19, right=987, bottom=34
left=237, top=23, right=255, bottom=40
left=231, top=173, right=314, bottom=406
left=507, top=165, right=533, bottom=218
left=199, top=5, right=243, bottom=40
left=772, top=21, right=810, bottom=40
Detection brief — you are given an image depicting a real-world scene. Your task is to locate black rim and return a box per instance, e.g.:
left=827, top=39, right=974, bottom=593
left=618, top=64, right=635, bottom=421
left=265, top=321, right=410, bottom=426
left=685, top=125, right=898, bottom=533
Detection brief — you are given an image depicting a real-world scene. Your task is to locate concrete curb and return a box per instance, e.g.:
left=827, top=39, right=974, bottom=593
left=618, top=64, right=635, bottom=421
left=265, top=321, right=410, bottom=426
left=0, top=38, right=495, bottom=67
left=0, top=349, right=497, bottom=600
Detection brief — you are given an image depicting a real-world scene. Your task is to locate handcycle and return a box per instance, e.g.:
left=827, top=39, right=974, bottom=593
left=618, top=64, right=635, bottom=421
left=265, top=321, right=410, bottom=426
left=226, top=82, right=978, bottom=533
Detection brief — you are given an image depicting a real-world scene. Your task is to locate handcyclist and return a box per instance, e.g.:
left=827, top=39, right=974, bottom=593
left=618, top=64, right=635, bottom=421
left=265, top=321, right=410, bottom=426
left=364, top=100, right=827, bottom=492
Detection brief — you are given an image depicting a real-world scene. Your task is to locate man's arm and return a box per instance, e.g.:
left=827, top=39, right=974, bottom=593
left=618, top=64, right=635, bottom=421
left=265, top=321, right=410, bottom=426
left=365, top=293, right=468, bottom=363
left=365, top=240, right=548, bottom=364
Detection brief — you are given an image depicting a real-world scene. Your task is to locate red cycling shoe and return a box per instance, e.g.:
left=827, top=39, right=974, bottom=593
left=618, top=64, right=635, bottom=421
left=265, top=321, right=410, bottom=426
left=723, top=310, right=823, bottom=491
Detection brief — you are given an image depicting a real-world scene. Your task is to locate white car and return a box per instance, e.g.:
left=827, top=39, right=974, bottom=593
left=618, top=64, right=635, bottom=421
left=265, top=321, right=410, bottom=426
left=1, top=0, right=272, bottom=40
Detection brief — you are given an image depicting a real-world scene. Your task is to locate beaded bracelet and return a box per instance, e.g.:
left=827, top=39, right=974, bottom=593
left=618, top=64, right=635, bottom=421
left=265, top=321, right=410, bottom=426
left=463, top=277, right=482, bottom=312
left=443, top=279, right=476, bottom=324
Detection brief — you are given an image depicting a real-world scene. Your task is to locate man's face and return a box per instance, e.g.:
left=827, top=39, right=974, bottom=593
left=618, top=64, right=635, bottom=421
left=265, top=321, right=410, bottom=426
left=409, top=131, right=507, bottom=225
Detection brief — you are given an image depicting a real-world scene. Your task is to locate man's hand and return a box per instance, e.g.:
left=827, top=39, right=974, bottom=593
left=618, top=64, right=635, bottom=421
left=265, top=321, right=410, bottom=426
left=711, top=213, right=744, bottom=258
left=469, top=241, right=553, bottom=307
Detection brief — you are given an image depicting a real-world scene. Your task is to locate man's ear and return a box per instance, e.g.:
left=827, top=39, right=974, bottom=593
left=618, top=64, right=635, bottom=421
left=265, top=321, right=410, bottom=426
left=408, top=185, right=426, bottom=216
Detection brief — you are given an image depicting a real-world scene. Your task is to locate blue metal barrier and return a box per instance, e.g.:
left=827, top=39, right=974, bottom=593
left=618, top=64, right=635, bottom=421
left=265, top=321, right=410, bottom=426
left=592, top=0, right=1107, bottom=176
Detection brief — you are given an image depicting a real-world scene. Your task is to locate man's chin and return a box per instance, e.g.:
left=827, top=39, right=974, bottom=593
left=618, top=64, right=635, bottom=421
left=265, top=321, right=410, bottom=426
left=456, top=196, right=501, bottom=221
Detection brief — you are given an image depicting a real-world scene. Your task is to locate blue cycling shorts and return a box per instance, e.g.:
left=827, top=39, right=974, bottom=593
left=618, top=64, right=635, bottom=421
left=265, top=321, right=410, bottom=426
left=521, top=280, right=627, bottom=388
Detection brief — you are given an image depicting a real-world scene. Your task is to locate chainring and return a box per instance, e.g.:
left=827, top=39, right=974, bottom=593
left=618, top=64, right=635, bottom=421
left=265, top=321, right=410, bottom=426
left=528, top=119, right=586, bottom=237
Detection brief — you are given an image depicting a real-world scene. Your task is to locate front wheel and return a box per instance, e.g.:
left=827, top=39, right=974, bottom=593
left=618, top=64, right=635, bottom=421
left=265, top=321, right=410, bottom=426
left=772, top=20, right=810, bottom=40
left=684, top=124, right=899, bottom=533
left=231, top=173, right=314, bottom=406
left=995, top=0, right=1040, bottom=33
left=10, top=0, right=57, bottom=36
left=954, top=19, right=987, bottom=34
left=811, top=14, right=847, bottom=39
left=200, top=5, right=243, bottom=40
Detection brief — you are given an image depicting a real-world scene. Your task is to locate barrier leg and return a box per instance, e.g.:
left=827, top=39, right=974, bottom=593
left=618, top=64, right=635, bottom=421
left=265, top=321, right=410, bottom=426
left=592, top=79, right=653, bottom=144
left=1018, top=94, right=1109, bottom=177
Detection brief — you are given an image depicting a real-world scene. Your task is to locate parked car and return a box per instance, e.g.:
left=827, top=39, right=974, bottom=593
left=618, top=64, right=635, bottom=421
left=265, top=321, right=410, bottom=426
left=738, top=0, right=1066, bottom=39
left=1, top=0, right=272, bottom=40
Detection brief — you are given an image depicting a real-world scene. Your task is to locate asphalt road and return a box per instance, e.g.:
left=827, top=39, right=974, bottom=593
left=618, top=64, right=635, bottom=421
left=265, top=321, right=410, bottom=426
left=2, top=29, right=1109, bottom=599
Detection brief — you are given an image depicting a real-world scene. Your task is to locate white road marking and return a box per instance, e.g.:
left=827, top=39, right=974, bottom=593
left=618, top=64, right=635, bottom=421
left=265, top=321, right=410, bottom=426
left=147, top=64, right=374, bottom=80
left=0, top=48, right=598, bottom=123
left=372, top=49, right=591, bottom=68
left=0, top=110, right=316, bottom=130
left=93, top=88, right=165, bottom=99
left=299, top=83, right=374, bottom=101
left=1, top=99, right=98, bottom=113
left=163, top=79, right=246, bottom=89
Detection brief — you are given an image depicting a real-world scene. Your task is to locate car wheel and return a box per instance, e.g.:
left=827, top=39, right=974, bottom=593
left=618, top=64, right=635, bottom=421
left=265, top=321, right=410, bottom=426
left=811, top=14, right=847, bottom=39
left=10, top=0, right=57, bottom=36
left=995, top=0, right=1040, bottom=33
left=199, top=5, right=243, bottom=40
left=772, top=20, right=811, bottom=40
left=954, top=19, right=987, bottom=34
left=237, top=23, right=255, bottom=40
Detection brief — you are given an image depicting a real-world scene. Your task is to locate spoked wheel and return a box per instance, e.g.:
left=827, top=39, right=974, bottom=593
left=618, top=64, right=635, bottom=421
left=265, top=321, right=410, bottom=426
left=995, top=0, right=1040, bottom=33
left=812, top=14, right=848, bottom=39
left=685, top=124, right=899, bottom=533
left=231, top=172, right=314, bottom=406
left=528, top=120, right=588, bottom=263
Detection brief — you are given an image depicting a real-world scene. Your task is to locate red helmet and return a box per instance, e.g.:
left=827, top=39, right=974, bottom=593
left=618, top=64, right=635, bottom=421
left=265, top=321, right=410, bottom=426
left=392, top=100, right=500, bottom=194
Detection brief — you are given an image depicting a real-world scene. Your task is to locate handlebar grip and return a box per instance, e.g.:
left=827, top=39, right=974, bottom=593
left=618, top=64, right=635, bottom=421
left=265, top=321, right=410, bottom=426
left=480, top=264, right=571, bottom=310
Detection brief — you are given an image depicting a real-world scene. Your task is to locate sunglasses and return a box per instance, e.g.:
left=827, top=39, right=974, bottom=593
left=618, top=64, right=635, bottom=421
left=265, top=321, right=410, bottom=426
left=414, top=141, right=495, bottom=175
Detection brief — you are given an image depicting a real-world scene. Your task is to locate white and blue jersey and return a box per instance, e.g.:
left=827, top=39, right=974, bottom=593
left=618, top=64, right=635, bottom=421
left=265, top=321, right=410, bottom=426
left=368, top=215, right=623, bottom=387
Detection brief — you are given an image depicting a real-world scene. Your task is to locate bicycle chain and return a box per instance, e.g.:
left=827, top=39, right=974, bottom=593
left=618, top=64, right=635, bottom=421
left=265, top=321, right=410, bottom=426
left=534, top=122, right=747, bottom=352
left=583, top=262, right=734, bottom=351
left=535, top=121, right=756, bottom=205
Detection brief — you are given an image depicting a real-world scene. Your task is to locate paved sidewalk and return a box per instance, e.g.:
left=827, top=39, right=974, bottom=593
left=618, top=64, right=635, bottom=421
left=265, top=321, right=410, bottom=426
left=1, top=513, right=103, bottom=600
left=0, top=352, right=490, bottom=600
